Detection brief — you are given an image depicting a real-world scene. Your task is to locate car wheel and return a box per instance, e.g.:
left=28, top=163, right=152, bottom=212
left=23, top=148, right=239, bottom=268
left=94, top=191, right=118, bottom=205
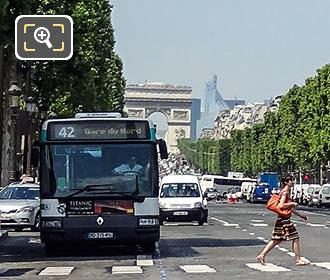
left=32, top=212, right=41, bottom=231
left=159, top=219, right=164, bottom=226
left=14, top=227, right=24, bottom=232
left=198, top=220, right=204, bottom=226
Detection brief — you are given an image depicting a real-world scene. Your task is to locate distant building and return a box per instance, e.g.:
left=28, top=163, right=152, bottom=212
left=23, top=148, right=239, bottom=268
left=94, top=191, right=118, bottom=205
left=190, top=98, right=201, bottom=140
left=197, top=75, right=245, bottom=137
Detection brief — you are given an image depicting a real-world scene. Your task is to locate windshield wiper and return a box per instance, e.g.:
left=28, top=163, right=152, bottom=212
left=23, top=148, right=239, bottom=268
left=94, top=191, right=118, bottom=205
left=66, top=183, right=115, bottom=198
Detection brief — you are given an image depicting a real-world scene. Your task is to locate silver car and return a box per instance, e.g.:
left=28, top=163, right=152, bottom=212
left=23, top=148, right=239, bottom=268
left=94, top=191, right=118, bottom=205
left=0, top=183, right=40, bottom=231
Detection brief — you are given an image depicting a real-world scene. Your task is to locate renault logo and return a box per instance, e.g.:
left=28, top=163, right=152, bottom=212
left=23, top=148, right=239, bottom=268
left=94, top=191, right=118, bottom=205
left=96, top=216, right=104, bottom=226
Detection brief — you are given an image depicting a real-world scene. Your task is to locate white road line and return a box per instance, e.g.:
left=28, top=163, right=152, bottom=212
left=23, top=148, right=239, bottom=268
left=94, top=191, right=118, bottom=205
left=257, top=237, right=265, bottom=240
left=251, top=220, right=264, bottom=222
left=29, top=238, right=41, bottom=244
left=224, top=223, right=240, bottom=227
left=278, top=247, right=289, bottom=252
left=136, top=255, right=154, bottom=266
left=306, top=223, right=326, bottom=227
left=250, top=223, right=268, bottom=227
left=38, top=267, right=75, bottom=276
left=287, top=252, right=295, bottom=257
left=249, top=233, right=255, bottom=236
left=112, top=266, right=143, bottom=274
left=180, top=265, right=216, bottom=273
left=242, top=229, right=247, bottom=232
left=246, top=263, right=291, bottom=272
left=312, top=262, right=330, bottom=270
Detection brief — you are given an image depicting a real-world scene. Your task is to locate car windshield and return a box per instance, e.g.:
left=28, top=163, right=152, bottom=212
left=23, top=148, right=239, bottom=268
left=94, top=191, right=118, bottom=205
left=0, top=186, right=39, bottom=200
left=160, top=183, right=200, bottom=198
left=307, top=187, right=314, bottom=193
left=322, top=187, right=330, bottom=194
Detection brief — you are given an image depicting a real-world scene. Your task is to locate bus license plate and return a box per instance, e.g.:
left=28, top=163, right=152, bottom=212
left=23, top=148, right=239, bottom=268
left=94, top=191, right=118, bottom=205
left=173, top=211, right=188, bottom=216
left=88, top=232, right=113, bottom=239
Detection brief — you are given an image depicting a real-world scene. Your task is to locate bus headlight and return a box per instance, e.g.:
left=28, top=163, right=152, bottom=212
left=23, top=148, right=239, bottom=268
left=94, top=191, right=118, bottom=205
left=43, top=220, right=62, bottom=228
left=139, top=218, right=159, bottom=226
left=194, top=202, right=202, bottom=208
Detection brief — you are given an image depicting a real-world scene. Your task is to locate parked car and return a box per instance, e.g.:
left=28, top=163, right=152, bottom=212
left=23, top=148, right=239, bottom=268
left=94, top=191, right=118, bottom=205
left=317, top=184, right=330, bottom=208
left=0, top=183, right=40, bottom=231
left=205, top=188, right=219, bottom=201
left=302, top=184, right=321, bottom=206
left=307, top=185, right=321, bottom=207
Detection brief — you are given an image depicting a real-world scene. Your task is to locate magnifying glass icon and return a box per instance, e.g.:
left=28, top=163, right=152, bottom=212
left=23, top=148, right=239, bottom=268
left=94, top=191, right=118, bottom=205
left=34, top=27, right=53, bottom=49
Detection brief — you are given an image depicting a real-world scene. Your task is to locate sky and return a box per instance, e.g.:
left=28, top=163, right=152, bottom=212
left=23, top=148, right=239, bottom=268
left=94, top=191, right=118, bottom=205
left=110, top=0, right=330, bottom=105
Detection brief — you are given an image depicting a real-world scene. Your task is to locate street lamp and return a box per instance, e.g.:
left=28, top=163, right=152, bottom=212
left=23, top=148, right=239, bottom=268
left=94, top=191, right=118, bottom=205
left=26, top=96, right=37, bottom=114
left=25, top=96, right=37, bottom=177
left=8, top=81, right=22, bottom=182
left=38, top=103, right=48, bottom=121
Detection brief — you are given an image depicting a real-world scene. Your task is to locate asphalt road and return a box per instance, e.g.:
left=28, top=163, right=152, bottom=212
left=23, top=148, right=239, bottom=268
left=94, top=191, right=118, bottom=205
left=1, top=202, right=330, bottom=279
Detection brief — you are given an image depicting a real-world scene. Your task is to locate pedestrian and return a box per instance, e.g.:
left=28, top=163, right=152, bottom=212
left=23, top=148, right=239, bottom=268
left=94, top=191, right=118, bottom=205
left=256, top=174, right=310, bottom=266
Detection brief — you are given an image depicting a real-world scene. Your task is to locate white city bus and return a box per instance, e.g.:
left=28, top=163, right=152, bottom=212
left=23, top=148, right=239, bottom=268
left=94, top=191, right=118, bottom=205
left=200, top=175, right=257, bottom=198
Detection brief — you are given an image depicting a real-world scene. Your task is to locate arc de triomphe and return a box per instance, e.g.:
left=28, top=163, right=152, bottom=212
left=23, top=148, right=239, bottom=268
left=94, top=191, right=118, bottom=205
left=124, top=82, right=193, bottom=153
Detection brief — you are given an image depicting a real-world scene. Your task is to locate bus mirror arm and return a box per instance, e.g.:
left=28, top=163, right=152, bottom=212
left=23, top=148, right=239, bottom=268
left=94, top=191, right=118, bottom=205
left=31, top=141, right=40, bottom=168
left=157, top=139, right=168, bottom=159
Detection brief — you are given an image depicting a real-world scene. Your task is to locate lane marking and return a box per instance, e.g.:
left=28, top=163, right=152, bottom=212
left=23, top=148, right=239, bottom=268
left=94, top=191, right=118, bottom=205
left=257, top=237, right=265, bottom=240
left=246, top=263, right=291, bottom=272
left=287, top=252, right=295, bottom=257
left=312, top=262, right=330, bottom=270
left=29, top=238, right=41, bottom=244
left=38, top=267, right=75, bottom=276
left=249, top=233, right=255, bottom=236
left=137, top=255, right=154, bottom=266
left=306, top=223, right=326, bottom=227
left=155, top=242, right=168, bottom=280
left=278, top=247, right=289, bottom=252
left=242, top=229, right=247, bottom=232
left=210, top=217, right=239, bottom=227
left=250, top=223, right=268, bottom=227
left=112, top=266, right=143, bottom=274
left=180, top=265, right=216, bottom=273
left=251, top=219, right=264, bottom=222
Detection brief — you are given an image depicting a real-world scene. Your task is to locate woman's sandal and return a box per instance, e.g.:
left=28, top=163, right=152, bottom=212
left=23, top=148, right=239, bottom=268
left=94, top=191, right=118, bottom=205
left=296, top=259, right=310, bottom=266
left=257, top=255, right=265, bottom=265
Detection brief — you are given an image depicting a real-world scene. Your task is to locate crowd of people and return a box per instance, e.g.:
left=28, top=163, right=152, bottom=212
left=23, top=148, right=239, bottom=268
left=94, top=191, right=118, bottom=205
left=159, top=153, right=201, bottom=179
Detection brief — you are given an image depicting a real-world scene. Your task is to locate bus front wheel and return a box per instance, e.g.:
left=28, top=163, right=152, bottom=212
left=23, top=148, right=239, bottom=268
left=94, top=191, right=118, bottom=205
left=141, top=242, right=156, bottom=254
left=44, top=242, right=57, bottom=255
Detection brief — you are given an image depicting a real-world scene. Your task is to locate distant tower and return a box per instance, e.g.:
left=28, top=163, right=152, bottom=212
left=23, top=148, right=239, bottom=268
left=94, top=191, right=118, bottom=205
left=204, top=75, right=228, bottom=113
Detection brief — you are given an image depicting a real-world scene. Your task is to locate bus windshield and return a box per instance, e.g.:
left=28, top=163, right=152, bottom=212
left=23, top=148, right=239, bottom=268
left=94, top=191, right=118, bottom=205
left=45, top=143, right=156, bottom=197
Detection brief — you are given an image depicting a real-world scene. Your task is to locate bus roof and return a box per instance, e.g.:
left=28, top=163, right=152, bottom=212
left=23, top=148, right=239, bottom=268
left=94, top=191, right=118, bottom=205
left=201, top=174, right=257, bottom=182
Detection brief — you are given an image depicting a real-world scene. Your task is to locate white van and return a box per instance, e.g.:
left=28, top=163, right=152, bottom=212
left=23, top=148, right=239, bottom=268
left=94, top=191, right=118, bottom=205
left=159, top=175, right=208, bottom=225
left=317, top=184, right=330, bottom=208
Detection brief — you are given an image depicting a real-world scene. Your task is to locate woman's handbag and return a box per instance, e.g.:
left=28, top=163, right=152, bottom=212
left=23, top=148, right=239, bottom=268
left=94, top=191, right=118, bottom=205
left=266, top=194, right=292, bottom=218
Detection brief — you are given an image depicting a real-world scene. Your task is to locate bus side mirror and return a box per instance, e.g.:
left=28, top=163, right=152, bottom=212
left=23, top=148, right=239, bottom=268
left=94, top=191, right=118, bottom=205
left=157, top=139, right=168, bottom=159
left=31, top=141, right=40, bottom=167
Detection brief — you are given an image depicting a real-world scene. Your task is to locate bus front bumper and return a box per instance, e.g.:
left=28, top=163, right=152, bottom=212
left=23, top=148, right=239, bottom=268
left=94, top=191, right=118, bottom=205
left=40, top=216, right=160, bottom=245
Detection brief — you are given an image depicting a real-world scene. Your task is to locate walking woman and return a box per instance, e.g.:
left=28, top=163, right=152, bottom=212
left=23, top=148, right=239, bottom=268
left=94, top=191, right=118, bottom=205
left=257, top=174, right=310, bottom=266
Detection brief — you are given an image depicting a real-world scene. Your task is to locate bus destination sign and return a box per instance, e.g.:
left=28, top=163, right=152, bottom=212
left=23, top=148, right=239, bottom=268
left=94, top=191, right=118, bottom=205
left=47, top=120, right=150, bottom=140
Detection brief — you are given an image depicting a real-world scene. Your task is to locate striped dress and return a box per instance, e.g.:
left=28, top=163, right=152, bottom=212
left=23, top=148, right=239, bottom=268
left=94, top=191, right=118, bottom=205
left=271, top=190, right=299, bottom=241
